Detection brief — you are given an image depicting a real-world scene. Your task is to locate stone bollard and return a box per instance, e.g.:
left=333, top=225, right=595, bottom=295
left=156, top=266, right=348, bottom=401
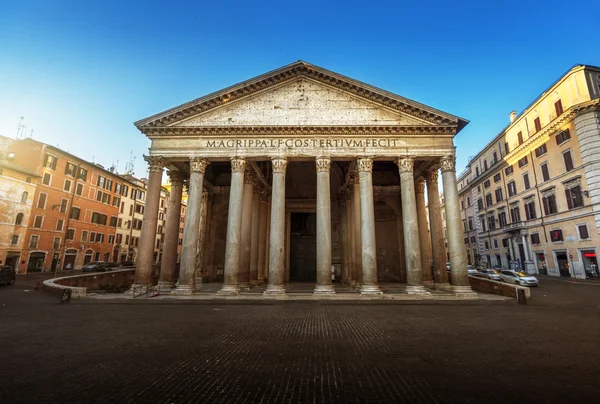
left=517, top=288, right=527, bottom=305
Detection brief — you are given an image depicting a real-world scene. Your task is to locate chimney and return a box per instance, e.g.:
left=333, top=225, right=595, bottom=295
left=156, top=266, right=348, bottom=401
left=509, top=110, right=517, bottom=123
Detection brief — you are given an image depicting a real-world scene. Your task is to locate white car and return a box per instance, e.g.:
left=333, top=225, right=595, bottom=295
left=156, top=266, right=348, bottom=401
left=467, top=265, right=480, bottom=276
left=499, top=270, right=539, bottom=287
left=479, top=269, right=503, bottom=281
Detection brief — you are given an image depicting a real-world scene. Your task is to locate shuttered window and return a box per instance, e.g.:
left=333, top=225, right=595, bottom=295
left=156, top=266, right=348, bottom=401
left=563, top=151, right=574, bottom=171
left=541, top=163, right=550, bottom=182
left=578, top=224, right=589, bottom=240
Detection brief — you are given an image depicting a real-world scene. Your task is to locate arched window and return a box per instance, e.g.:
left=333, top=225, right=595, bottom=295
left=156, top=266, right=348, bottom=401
left=21, top=192, right=28, bottom=203
left=15, top=213, right=24, bottom=225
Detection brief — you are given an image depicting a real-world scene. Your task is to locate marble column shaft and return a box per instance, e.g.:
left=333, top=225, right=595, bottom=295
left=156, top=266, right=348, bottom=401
left=264, top=158, right=287, bottom=296
left=425, top=170, right=450, bottom=288
left=238, top=172, right=254, bottom=289
left=346, top=191, right=356, bottom=285
left=249, top=191, right=260, bottom=285
left=398, top=157, right=428, bottom=295
left=339, top=193, right=348, bottom=284
left=441, top=154, right=475, bottom=295
left=173, top=158, right=208, bottom=295
left=352, top=174, right=362, bottom=286
left=314, top=157, right=335, bottom=294
left=257, top=193, right=269, bottom=283
left=357, top=158, right=382, bottom=295
left=134, top=157, right=164, bottom=287
left=415, top=179, right=434, bottom=288
left=219, top=158, right=246, bottom=295
left=158, top=172, right=183, bottom=290
left=194, top=191, right=210, bottom=288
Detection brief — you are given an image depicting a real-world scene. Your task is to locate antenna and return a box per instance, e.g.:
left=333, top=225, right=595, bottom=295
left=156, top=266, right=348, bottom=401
left=16, top=117, right=23, bottom=139
left=29, top=129, right=33, bottom=139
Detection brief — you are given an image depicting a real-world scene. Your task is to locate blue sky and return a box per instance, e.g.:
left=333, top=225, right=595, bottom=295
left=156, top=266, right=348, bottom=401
left=1, top=0, right=598, bottom=178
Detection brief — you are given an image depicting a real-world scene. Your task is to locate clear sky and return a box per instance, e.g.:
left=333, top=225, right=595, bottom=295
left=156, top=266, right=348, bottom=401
left=1, top=0, right=598, bottom=178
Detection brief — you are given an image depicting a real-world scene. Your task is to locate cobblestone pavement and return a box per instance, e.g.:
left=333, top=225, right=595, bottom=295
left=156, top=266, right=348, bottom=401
left=0, top=277, right=598, bottom=404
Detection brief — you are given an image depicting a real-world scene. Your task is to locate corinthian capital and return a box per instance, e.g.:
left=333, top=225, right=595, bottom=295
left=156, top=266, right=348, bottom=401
left=230, top=158, right=246, bottom=173
left=415, top=179, right=426, bottom=194
left=244, top=169, right=255, bottom=184
left=315, top=156, right=331, bottom=173
left=144, top=156, right=166, bottom=173
left=271, top=157, right=287, bottom=174
left=396, top=157, right=414, bottom=173
left=357, top=158, right=373, bottom=173
left=190, top=157, right=210, bottom=173
left=425, top=169, right=439, bottom=184
left=167, top=170, right=185, bottom=186
left=439, top=155, right=456, bottom=173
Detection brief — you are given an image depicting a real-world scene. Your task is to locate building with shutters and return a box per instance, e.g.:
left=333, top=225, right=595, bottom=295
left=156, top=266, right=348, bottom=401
left=456, top=64, right=600, bottom=279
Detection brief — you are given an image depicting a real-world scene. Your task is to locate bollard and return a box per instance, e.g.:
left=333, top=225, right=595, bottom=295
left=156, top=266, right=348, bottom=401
left=516, top=288, right=527, bottom=305
left=60, top=289, right=72, bottom=304
left=35, top=281, right=40, bottom=291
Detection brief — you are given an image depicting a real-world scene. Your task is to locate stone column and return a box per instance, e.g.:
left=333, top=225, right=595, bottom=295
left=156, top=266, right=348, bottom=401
left=415, top=178, right=433, bottom=288
left=158, top=171, right=183, bottom=291
left=339, top=189, right=348, bottom=284
left=346, top=189, right=356, bottom=286
left=441, top=154, right=476, bottom=297
left=249, top=190, right=260, bottom=285
left=425, top=169, right=451, bottom=290
left=398, top=157, right=429, bottom=295
left=357, top=158, right=382, bottom=295
left=218, top=158, right=246, bottom=295
left=194, top=191, right=210, bottom=289
left=508, top=237, right=515, bottom=269
left=265, top=199, right=271, bottom=282
left=173, top=158, right=209, bottom=295
left=132, top=156, right=164, bottom=290
left=257, top=191, right=269, bottom=284
left=314, top=157, right=335, bottom=294
left=352, top=173, right=362, bottom=287
left=238, top=170, right=254, bottom=290
left=264, top=157, right=287, bottom=296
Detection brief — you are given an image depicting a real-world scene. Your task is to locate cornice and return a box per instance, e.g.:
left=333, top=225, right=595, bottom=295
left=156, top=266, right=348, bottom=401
left=143, top=125, right=456, bottom=138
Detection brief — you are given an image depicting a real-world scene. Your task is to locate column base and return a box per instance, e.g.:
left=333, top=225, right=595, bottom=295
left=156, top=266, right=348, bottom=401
left=125, top=283, right=149, bottom=296
left=217, top=284, right=240, bottom=296
left=157, top=281, right=175, bottom=292
left=171, top=284, right=195, bottom=296
left=313, top=284, right=335, bottom=295
left=263, top=284, right=286, bottom=297
left=239, top=282, right=250, bottom=291
left=360, top=284, right=383, bottom=295
left=422, top=280, right=435, bottom=289
left=405, top=285, right=431, bottom=295
left=452, top=285, right=478, bottom=298
left=434, top=282, right=453, bottom=292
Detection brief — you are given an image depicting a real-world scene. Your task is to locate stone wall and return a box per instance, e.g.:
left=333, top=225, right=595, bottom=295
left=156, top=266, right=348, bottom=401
left=42, top=269, right=136, bottom=299
left=468, top=276, right=531, bottom=299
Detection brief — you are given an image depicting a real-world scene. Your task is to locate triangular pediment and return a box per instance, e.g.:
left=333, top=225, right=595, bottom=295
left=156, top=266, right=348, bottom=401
left=135, top=61, right=468, bottom=133
left=176, top=78, right=430, bottom=127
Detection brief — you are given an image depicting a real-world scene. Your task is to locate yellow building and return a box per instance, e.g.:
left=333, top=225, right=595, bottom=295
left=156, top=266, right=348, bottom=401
left=457, top=64, right=600, bottom=279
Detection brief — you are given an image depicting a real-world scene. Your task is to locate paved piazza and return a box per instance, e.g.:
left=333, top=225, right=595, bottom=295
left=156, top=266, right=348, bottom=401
left=1, top=277, right=598, bottom=403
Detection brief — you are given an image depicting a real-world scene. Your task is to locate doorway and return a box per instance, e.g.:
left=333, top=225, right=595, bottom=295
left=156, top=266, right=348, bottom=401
left=556, top=252, right=570, bottom=277
left=27, top=252, right=46, bottom=273
left=5, top=254, right=20, bottom=270
left=63, top=249, right=77, bottom=270
left=289, top=212, right=316, bottom=282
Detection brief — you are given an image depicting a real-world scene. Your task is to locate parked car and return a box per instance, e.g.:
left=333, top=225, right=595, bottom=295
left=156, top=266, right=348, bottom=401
left=479, top=269, right=503, bottom=281
left=119, top=261, right=135, bottom=267
left=499, top=270, right=539, bottom=286
left=104, top=262, right=119, bottom=271
left=81, top=261, right=108, bottom=272
left=0, top=265, right=16, bottom=286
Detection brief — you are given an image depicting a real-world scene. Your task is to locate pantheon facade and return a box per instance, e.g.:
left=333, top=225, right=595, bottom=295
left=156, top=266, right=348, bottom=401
left=131, top=61, right=475, bottom=297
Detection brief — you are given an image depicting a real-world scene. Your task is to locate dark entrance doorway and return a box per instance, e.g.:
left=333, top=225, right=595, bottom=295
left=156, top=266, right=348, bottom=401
left=289, top=212, right=316, bottom=282
left=556, top=252, right=570, bottom=277
left=27, top=252, right=46, bottom=273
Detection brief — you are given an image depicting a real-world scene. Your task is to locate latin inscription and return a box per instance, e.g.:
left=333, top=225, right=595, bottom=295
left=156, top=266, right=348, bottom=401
left=206, top=138, right=400, bottom=149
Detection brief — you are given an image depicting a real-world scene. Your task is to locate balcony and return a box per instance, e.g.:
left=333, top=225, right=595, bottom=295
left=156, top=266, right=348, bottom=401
left=503, top=221, right=526, bottom=233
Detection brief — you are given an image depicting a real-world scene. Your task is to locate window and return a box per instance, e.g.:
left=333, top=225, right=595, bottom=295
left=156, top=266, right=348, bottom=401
left=56, top=219, right=64, bottom=231
left=554, top=99, right=563, bottom=116
left=467, top=197, right=471, bottom=206
left=468, top=217, right=473, bottom=231
left=58, top=198, right=67, bottom=213
left=91, top=212, right=108, bottom=225
left=518, top=156, right=528, bottom=168
left=533, top=117, right=541, bottom=132
left=484, top=241, right=489, bottom=249
left=541, top=163, right=550, bottom=182
left=488, top=215, right=496, bottom=230
left=108, top=235, right=115, bottom=244
left=95, top=233, right=104, bottom=243
left=21, top=192, right=28, bottom=203
left=120, top=201, right=124, bottom=214
left=550, top=229, right=563, bottom=242
left=33, top=215, right=43, bottom=228
left=69, top=206, right=81, bottom=220
left=44, top=153, right=57, bottom=170
left=109, top=216, right=118, bottom=227
left=105, top=179, right=113, bottom=191
left=484, top=180, right=490, bottom=188
left=479, top=215, right=487, bottom=232
left=53, top=237, right=61, bottom=250
left=470, top=236, right=476, bottom=243
left=508, top=181, right=517, bottom=197
left=531, top=233, right=541, bottom=245
left=523, top=173, right=530, bottom=190
left=15, top=213, right=24, bottom=225
left=461, top=200, right=464, bottom=210
left=524, top=199, right=536, bottom=220
left=578, top=224, right=589, bottom=240
left=10, top=235, right=19, bottom=245
left=492, top=152, right=498, bottom=164
left=97, top=175, right=106, bottom=188
left=535, top=144, right=547, bottom=157
left=96, top=190, right=103, bottom=202
left=517, top=131, right=523, bottom=145
left=493, top=239, right=499, bottom=249
left=115, top=183, right=122, bottom=194
left=116, top=234, right=123, bottom=244
left=556, top=129, right=571, bottom=145
left=112, top=196, right=120, bottom=207
left=464, top=237, right=469, bottom=245
left=504, top=142, right=510, bottom=155
left=505, top=166, right=514, bottom=176
left=64, top=179, right=72, bottom=192
left=542, top=194, right=557, bottom=215
left=76, top=183, right=83, bottom=196
left=42, top=172, right=51, bottom=185
left=125, top=235, right=130, bottom=245
left=498, top=211, right=507, bottom=227
left=510, top=205, right=521, bottom=223
left=66, top=229, right=75, bottom=240
left=26, top=176, right=31, bottom=183
left=483, top=160, right=488, bottom=171
left=135, top=204, right=145, bottom=214
left=495, top=188, right=503, bottom=203
left=563, top=150, right=574, bottom=171
left=121, top=185, right=129, bottom=196
left=29, top=235, right=39, bottom=249
left=565, top=185, right=584, bottom=209
left=502, top=238, right=509, bottom=248
left=64, top=163, right=76, bottom=177
left=77, top=167, right=88, bottom=181
left=37, top=193, right=47, bottom=209
left=90, top=232, right=96, bottom=243
left=81, top=230, right=88, bottom=242
left=494, top=173, right=501, bottom=183
left=485, top=193, right=493, bottom=207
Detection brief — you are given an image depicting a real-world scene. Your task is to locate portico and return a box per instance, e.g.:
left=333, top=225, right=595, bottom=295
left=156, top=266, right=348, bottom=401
left=131, top=61, right=475, bottom=298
